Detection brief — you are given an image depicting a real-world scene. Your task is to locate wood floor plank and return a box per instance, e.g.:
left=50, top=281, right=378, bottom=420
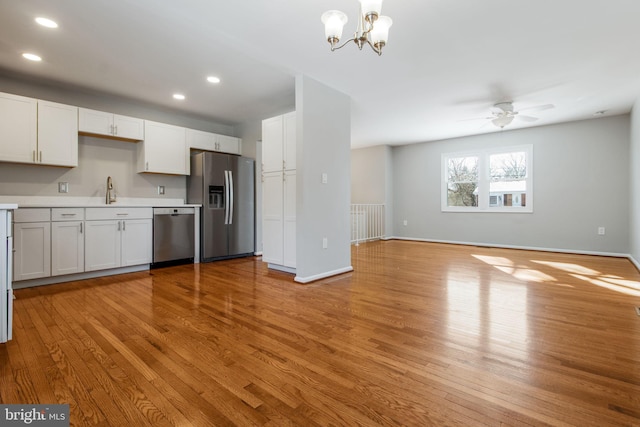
left=2, top=240, right=640, bottom=426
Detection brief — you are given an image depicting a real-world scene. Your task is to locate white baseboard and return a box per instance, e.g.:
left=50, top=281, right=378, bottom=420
left=267, top=263, right=296, bottom=274
left=13, top=264, right=150, bottom=289
left=628, top=255, right=640, bottom=272
left=387, top=236, right=629, bottom=258
left=295, top=266, right=354, bottom=284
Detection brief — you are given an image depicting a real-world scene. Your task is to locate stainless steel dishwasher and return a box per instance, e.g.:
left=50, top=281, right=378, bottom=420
left=152, top=207, right=195, bottom=267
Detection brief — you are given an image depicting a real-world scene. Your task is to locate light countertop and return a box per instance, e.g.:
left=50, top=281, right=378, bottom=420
left=0, top=196, right=200, bottom=208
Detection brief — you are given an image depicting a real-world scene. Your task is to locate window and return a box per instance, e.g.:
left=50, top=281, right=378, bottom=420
left=442, top=145, right=532, bottom=212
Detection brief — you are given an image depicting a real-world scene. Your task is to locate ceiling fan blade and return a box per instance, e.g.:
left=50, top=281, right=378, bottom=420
left=457, top=116, right=493, bottom=122
left=518, top=115, right=539, bottom=122
left=519, top=103, right=554, bottom=112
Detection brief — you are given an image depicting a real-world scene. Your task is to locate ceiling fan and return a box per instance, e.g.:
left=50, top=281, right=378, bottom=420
left=469, top=101, right=554, bottom=129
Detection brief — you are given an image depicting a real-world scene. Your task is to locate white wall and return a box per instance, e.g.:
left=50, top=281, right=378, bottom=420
left=630, top=101, right=640, bottom=263
left=392, top=115, right=630, bottom=255
left=295, top=75, right=352, bottom=282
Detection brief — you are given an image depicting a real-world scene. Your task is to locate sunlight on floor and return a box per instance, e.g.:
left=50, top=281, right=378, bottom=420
left=472, top=255, right=558, bottom=284
left=473, top=254, right=640, bottom=296
left=571, top=274, right=640, bottom=297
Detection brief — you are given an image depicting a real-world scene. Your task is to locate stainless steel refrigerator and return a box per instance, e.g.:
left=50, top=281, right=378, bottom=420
left=187, top=152, right=255, bottom=262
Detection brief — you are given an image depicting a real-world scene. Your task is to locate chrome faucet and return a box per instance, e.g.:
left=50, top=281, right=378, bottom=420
left=106, top=176, right=116, bottom=204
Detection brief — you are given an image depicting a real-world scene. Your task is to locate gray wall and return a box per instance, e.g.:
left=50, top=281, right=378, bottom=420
left=630, top=100, right=640, bottom=263
left=351, top=145, right=394, bottom=236
left=0, top=136, right=185, bottom=199
left=392, top=115, right=630, bottom=255
left=295, top=75, right=352, bottom=281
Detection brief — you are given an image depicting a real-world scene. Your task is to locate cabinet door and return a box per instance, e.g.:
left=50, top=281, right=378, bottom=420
left=262, top=116, right=283, bottom=173
left=113, top=114, right=144, bottom=140
left=217, top=134, right=241, bottom=155
left=121, top=219, right=152, bottom=266
left=138, top=121, right=187, bottom=175
left=85, top=220, right=121, bottom=271
left=186, top=128, right=216, bottom=151
left=262, top=171, right=284, bottom=265
left=38, top=100, right=78, bottom=167
left=78, top=108, right=113, bottom=136
left=0, top=92, right=37, bottom=164
left=13, top=222, right=51, bottom=281
left=51, top=221, right=84, bottom=276
left=283, top=112, right=296, bottom=170
left=283, top=170, right=296, bottom=268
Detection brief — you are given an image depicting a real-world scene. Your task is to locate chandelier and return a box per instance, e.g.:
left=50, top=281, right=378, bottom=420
left=321, top=0, right=393, bottom=56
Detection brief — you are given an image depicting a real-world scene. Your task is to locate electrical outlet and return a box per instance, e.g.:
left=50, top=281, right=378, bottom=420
left=322, top=237, right=328, bottom=249
left=598, top=227, right=605, bottom=235
left=403, top=220, right=408, bottom=226
left=158, top=185, right=165, bottom=195
left=58, top=182, right=69, bottom=193
left=321, top=173, right=328, bottom=184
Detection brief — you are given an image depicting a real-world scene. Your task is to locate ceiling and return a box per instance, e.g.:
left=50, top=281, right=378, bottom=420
left=1, top=0, right=640, bottom=149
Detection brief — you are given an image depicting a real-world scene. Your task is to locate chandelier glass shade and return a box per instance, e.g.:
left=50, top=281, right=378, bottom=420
left=321, top=0, right=392, bottom=56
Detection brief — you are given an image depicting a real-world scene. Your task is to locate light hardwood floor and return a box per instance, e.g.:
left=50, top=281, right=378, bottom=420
left=1, top=240, right=640, bottom=426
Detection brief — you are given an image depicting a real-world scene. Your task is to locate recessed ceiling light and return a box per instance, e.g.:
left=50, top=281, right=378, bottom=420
left=22, top=53, right=42, bottom=62
left=173, top=93, right=185, bottom=100
left=207, top=76, right=221, bottom=84
left=35, top=17, right=58, bottom=28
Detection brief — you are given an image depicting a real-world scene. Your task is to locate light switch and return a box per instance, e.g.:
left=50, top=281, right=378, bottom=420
left=58, top=182, right=69, bottom=193
left=158, top=185, right=165, bottom=195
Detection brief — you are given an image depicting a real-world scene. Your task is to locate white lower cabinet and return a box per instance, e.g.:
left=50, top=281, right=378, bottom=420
left=13, top=208, right=51, bottom=282
left=85, top=208, right=152, bottom=272
left=51, top=208, right=85, bottom=277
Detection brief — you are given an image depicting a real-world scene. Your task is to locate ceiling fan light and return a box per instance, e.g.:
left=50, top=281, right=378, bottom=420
left=360, top=0, right=383, bottom=23
left=492, top=116, right=514, bottom=128
left=321, top=10, right=348, bottom=42
left=370, top=15, right=392, bottom=45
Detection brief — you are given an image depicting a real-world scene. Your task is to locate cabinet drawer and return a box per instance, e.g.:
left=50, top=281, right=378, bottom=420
left=52, top=208, right=85, bottom=221
left=14, top=208, right=51, bottom=223
left=85, top=207, right=152, bottom=221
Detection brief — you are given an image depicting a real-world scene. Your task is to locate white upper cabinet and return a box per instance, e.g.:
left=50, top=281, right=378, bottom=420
left=186, top=128, right=241, bottom=155
left=0, top=94, right=77, bottom=167
left=38, top=100, right=78, bottom=167
left=186, top=128, right=216, bottom=151
left=138, top=120, right=188, bottom=175
left=262, top=115, right=284, bottom=173
left=283, top=112, right=296, bottom=170
left=216, top=134, right=241, bottom=155
left=262, top=112, right=295, bottom=173
left=0, top=92, right=37, bottom=164
left=79, top=108, right=144, bottom=140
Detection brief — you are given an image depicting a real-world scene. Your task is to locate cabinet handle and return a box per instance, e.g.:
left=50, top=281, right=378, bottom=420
left=116, top=213, right=129, bottom=216
left=110, top=124, right=113, bottom=135
left=61, top=213, right=76, bottom=216
left=39, top=151, right=42, bottom=162
left=114, top=125, right=118, bottom=135
left=80, top=223, right=83, bottom=233
left=283, top=160, right=285, bottom=170
left=122, top=221, right=126, bottom=231
left=32, top=150, right=36, bottom=162
left=146, top=161, right=149, bottom=171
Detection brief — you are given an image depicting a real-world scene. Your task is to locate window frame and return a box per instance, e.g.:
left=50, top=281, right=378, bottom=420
left=441, top=144, right=533, bottom=213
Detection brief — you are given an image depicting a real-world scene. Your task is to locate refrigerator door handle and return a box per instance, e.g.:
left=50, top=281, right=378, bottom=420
left=229, top=170, right=234, bottom=225
left=224, top=171, right=230, bottom=225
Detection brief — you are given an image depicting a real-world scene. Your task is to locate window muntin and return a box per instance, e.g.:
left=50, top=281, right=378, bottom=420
left=442, top=146, right=532, bottom=213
